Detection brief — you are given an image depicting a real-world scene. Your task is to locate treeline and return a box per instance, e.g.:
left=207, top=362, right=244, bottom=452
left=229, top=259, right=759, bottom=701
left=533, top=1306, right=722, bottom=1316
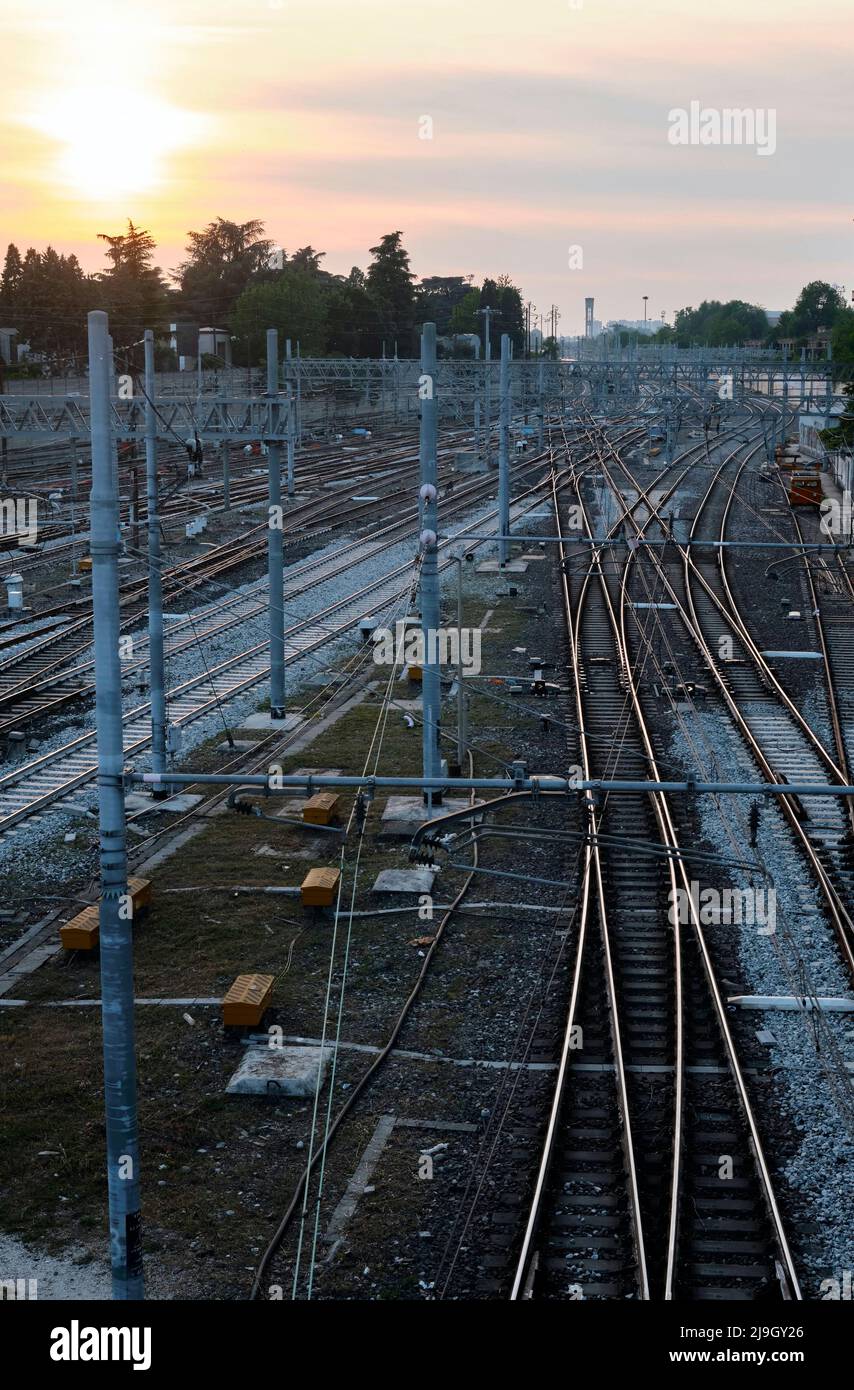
left=650, top=280, right=854, bottom=361
left=0, top=218, right=527, bottom=372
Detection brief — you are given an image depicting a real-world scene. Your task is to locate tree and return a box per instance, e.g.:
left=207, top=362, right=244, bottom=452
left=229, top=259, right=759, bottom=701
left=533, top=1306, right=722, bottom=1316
left=325, top=273, right=383, bottom=356
left=416, top=275, right=474, bottom=334
left=175, top=217, right=274, bottom=323
left=366, top=231, right=416, bottom=353
left=788, top=280, right=846, bottom=337
left=831, top=308, right=854, bottom=365
left=667, top=299, right=768, bottom=346
left=448, top=287, right=481, bottom=336
left=231, top=270, right=327, bottom=363
left=290, top=246, right=326, bottom=276
left=478, top=275, right=526, bottom=352
left=96, top=220, right=169, bottom=350
left=1, top=244, right=95, bottom=367
left=0, top=244, right=23, bottom=308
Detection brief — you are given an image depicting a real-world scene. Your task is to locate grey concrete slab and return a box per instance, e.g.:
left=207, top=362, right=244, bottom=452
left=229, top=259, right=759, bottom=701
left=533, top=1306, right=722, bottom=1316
left=371, top=868, right=436, bottom=894
left=475, top=560, right=529, bottom=574
left=381, top=795, right=475, bottom=824
left=226, top=1044, right=332, bottom=1098
left=239, top=712, right=304, bottom=732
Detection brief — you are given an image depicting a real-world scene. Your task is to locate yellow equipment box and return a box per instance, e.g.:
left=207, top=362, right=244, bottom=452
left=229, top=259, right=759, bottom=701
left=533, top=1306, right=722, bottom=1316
left=407, top=665, right=423, bottom=682
left=303, top=792, right=340, bottom=826
left=60, top=905, right=100, bottom=951
left=301, top=866, right=341, bottom=907
left=222, top=973, right=274, bottom=1028
left=127, top=876, right=152, bottom=913
left=77, top=556, right=93, bottom=573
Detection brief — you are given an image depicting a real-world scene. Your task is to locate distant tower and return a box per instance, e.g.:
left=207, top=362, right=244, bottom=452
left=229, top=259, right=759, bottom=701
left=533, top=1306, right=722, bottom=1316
left=585, top=298, right=595, bottom=339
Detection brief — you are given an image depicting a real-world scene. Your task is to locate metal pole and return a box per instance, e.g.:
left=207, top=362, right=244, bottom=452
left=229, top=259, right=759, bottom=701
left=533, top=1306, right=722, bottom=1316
left=69, top=438, right=79, bottom=576
left=144, top=330, right=166, bottom=788
left=419, top=322, right=441, bottom=809
left=456, top=555, right=467, bottom=770
left=286, top=384, right=295, bottom=498
left=498, top=333, right=511, bottom=565
left=267, top=329, right=286, bottom=718
left=88, top=310, right=143, bottom=1300
left=285, top=342, right=295, bottom=493
left=296, top=342, right=302, bottom=446
left=481, top=306, right=492, bottom=465
left=221, top=439, right=230, bottom=510
left=537, top=357, right=545, bottom=451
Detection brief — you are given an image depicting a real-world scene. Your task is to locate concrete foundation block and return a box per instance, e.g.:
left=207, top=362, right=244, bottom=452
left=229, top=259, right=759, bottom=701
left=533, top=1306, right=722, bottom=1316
left=371, top=868, right=437, bottom=894
left=226, top=1044, right=332, bottom=1098
left=475, top=560, right=529, bottom=574
left=381, top=795, right=474, bottom=824
left=239, top=712, right=304, bottom=732
left=157, top=794, right=204, bottom=813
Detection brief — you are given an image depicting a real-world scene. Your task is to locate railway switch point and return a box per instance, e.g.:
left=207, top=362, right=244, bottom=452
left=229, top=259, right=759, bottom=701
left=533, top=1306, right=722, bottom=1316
left=221, top=973, right=275, bottom=1029
left=301, top=866, right=341, bottom=908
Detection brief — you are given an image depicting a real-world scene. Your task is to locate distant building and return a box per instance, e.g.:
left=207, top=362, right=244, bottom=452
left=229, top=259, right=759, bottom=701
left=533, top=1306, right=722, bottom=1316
left=799, top=402, right=844, bottom=456
left=198, top=327, right=231, bottom=365
left=0, top=328, right=19, bottom=365
left=606, top=319, right=658, bottom=336
left=168, top=322, right=231, bottom=370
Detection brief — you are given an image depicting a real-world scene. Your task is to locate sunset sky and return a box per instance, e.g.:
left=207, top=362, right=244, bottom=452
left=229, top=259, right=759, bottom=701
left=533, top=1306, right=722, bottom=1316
left=1, top=0, right=851, bottom=333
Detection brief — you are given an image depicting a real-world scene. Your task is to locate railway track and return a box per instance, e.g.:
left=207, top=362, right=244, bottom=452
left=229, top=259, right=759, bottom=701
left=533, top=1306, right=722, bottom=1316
left=0, top=469, right=570, bottom=838
left=508, top=414, right=802, bottom=1301
left=592, top=423, right=854, bottom=980
left=0, top=434, right=586, bottom=743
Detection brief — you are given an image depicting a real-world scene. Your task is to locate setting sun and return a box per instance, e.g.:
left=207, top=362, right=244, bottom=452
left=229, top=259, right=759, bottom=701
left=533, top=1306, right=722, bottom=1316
left=23, top=86, right=206, bottom=202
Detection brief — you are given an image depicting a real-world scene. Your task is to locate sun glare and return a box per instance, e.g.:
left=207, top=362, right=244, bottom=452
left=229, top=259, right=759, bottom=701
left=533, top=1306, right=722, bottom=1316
left=25, top=86, right=205, bottom=202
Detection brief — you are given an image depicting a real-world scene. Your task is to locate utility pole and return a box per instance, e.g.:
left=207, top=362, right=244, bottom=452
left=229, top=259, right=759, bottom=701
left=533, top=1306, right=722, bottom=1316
left=455, top=553, right=468, bottom=772
left=498, top=333, right=511, bottom=565
left=221, top=439, right=230, bottom=510
left=537, top=356, right=545, bottom=451
left=88, top=310, right=143, bottom=1300
left=285, top=339, right=295, bottom=497
left=419, top=322, right=441, bottom=810
left=479, top=305, right=495, bottom=465
left=266, top=329, right=286, bottom=719
left=69, top=438, right=79, bottom=576
left=143, top=330, right=166, bottom=790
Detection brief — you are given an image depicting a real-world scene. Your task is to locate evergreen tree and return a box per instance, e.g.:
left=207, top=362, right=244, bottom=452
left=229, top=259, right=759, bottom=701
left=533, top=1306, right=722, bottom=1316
left=0, top=244, right=23, bottom=308
left=366, top=231, right=416, bottom=353
left=96, top=220, right=169, bottom=351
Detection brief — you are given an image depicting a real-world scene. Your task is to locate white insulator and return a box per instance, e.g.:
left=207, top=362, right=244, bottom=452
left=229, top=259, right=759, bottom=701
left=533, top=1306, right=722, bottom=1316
left=420, top=528, right=437, bottom=549
left=419, top=483, right=437, bottom=503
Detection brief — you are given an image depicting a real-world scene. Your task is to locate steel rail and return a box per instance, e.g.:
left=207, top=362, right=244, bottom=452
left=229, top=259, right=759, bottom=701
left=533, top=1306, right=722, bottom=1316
left=566, top=405, right=801, bottom=1298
